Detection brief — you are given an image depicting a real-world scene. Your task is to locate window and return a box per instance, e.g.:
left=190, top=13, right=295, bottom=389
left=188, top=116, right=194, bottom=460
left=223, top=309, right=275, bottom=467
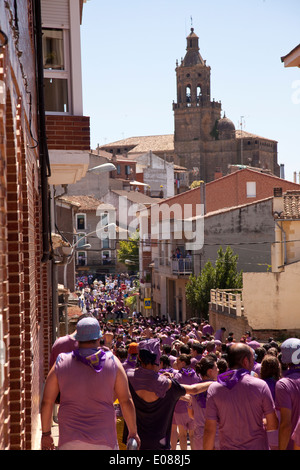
left=43, top=28, right=65, bottom=70
left=76, top=232, right=86, bottom=249
left=102, top=251, right=111, bottom=265
left=196, top=85, right=202, bottom=106
left=101, top=211, right=109, bottom=226
left=42, top=28, right=70, bottom=113
left=185, top=86, right=191, bottom=106
left=77, top=251, right=87, bottom=266
left=125, top=165, right=131, bottom=176
left=76, top=214, right=86, bottom=231
left=102, top=237, right=110, bottom=250
left=44, top=78, right=69, bottom=112
left=246, top=182, right=256, bottom=198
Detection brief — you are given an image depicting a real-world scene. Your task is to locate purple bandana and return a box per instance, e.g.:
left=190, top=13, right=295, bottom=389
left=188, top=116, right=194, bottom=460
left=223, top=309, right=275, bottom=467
left=159, top=368, right=174, bottom=375
left=181, top=367, right=197, bottom=378
left=72, top=349, right=106, bottom=373
left=196, top=380, right=211, bottom=408
left=126, top=355, right=138, bottom=368
left=217, top=368, right=250, bottom=389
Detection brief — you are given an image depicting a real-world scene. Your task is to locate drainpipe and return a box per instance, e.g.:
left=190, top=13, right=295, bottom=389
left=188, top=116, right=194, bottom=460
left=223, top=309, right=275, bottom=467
left=275, top=220, right=287, bottom=267
left=33, top=0, right=52, bottom=264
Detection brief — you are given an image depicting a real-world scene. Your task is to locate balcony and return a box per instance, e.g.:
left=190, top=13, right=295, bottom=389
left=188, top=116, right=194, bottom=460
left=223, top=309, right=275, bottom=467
left=171, top=258, right=193, bottom=275
left=210, top=289, right=244, bottom=317
left=76, top=259, right=116, bottom=268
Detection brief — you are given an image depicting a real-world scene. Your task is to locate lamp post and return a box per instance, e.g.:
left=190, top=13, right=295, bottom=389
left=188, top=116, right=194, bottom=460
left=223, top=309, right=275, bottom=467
left=62, top=223, right=117, bottom=280
left=52, top=162, right=117, bottom=341
left=87, top=162, right=116, bottom=174
left=67, top=222, right=117, bottom=257
left=85, top=161, right=116, bottom=199
left=60, top=223, right=116, bottom=335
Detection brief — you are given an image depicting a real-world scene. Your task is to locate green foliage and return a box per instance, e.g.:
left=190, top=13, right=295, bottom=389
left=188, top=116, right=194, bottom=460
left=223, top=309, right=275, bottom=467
left=117, top=231, right=139, bottom=272
left=186, top=246, right=243, bottom=320
left=210, top=119, right=219, bottom=140
left=125, top=280, right=140, bottom=313
left=185, top=274, right=200, bottom=315
left=215, top=246, right=243, bottom=290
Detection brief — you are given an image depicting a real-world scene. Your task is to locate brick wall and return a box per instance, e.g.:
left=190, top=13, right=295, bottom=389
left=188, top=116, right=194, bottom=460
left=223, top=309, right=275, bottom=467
left=45, top=115, right=90, bottom=150
left=6, top=91, right=27, bottom=450
left=0, top=51, right=9, bottom=450
left=205, top=169, right=300, bottom=213
left=0, top=0, right=53, bottom=450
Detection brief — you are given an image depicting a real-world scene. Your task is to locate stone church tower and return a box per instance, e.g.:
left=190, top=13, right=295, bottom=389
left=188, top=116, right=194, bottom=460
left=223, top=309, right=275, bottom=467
left=173, top=28, right=280, bottom=183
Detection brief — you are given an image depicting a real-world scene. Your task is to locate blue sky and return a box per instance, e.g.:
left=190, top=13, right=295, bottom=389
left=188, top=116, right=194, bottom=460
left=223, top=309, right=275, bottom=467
left=80, top=0, right=300, bottom=182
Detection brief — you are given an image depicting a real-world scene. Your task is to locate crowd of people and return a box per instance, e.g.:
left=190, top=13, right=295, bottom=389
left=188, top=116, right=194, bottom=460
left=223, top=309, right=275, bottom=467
left=76, top=274, right=137, bottom=320
left=40, top=275, right=300, bottom=451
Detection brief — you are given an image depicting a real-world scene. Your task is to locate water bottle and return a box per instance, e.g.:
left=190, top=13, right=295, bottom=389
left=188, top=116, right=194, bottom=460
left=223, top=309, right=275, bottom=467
left=127, top=438, right=138, bottom=450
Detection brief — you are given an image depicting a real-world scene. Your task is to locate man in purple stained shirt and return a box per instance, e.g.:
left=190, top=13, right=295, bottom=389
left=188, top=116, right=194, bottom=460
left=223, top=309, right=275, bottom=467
left=41, top=317, right=140, bottom=450
left=202, top=320, right=214, bottom=337
left=275, top=338, right=300, bottom=450
left=214, top=327, right=226, bottom=343
left=203, top=343, right=278, bottom=450
left=124, top=339, right=213, bottom=450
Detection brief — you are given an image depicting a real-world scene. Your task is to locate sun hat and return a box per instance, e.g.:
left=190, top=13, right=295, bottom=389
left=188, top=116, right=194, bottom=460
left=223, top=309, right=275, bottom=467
left=280, top=338, right=300, bottom=365
left=75, top=317, right=102, bottom=342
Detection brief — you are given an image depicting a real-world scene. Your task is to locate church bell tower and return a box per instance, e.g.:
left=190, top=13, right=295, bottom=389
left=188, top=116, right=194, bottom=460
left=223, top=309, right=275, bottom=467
left=173, top=28, right=222, bottom=181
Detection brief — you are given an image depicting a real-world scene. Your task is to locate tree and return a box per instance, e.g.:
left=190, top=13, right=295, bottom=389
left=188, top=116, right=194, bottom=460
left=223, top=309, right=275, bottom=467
left=117, top=231, right=139, bottom=272
left=215, top=246, right=243, bottom=289
left=125, top=279, right=140, bottom=314
left=197, top=260, right=216, bottom=318
left=186, top=246, right=243, bottom=320
left=185, top=274, right=201, bottom=316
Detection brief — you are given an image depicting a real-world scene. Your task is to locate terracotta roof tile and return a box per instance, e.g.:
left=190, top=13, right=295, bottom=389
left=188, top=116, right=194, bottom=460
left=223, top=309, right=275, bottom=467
left=282, top=191, right=300, bottom=219
left=100, top=135, right=175, bottom=154
left=235, top=129, right=277, bottom=142
left=58, top=195, right=114, bottom=212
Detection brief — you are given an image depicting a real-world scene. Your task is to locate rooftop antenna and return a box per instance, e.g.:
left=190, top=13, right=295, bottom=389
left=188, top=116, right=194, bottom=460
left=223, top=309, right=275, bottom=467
left=240, top=116, right=245, bottom=165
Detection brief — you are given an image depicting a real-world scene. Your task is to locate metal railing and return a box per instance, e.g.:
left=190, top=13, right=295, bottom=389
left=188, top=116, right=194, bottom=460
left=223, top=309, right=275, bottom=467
left=171, top=258, right=193, bottom=275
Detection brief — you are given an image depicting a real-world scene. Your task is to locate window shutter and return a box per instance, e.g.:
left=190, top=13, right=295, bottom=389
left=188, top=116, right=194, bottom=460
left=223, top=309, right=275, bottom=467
left=41, top=0, right=70, bottom=28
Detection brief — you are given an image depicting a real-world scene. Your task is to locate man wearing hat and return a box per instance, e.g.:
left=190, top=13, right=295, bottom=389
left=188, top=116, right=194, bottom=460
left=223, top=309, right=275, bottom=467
left=123, top=338, right=213, bottom=450
left=40, top=316, right=140, bottom=450
left=275, top=337, right=300, bottom=450
left=122, top=342, right=139, bottom=371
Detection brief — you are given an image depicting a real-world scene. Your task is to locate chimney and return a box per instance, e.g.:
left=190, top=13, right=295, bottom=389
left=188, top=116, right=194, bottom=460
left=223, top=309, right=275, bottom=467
left=200, top=181, right=206, bottom=215
left=273, top=187, right=282, bottom=198
left=273, top=187, right=283, bottom=219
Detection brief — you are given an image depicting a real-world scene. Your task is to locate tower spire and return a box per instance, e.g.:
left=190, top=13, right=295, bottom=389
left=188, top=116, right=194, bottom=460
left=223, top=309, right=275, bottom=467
left=183, top=27, right=204, bottom=66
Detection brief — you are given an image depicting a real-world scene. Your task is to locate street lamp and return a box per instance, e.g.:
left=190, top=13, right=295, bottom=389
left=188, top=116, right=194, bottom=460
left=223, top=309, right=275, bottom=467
left=53, top=162, right=117, bottom=340
left=87, top=162, right=116, bottom=174
left=62, top=222, right=117, bottom=264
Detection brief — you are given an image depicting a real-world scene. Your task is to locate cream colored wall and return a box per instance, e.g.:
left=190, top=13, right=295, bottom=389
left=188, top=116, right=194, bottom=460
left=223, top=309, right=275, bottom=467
left=242, top=262, right=300, bottom=330
left=284, top=220, right=300, bottom=263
